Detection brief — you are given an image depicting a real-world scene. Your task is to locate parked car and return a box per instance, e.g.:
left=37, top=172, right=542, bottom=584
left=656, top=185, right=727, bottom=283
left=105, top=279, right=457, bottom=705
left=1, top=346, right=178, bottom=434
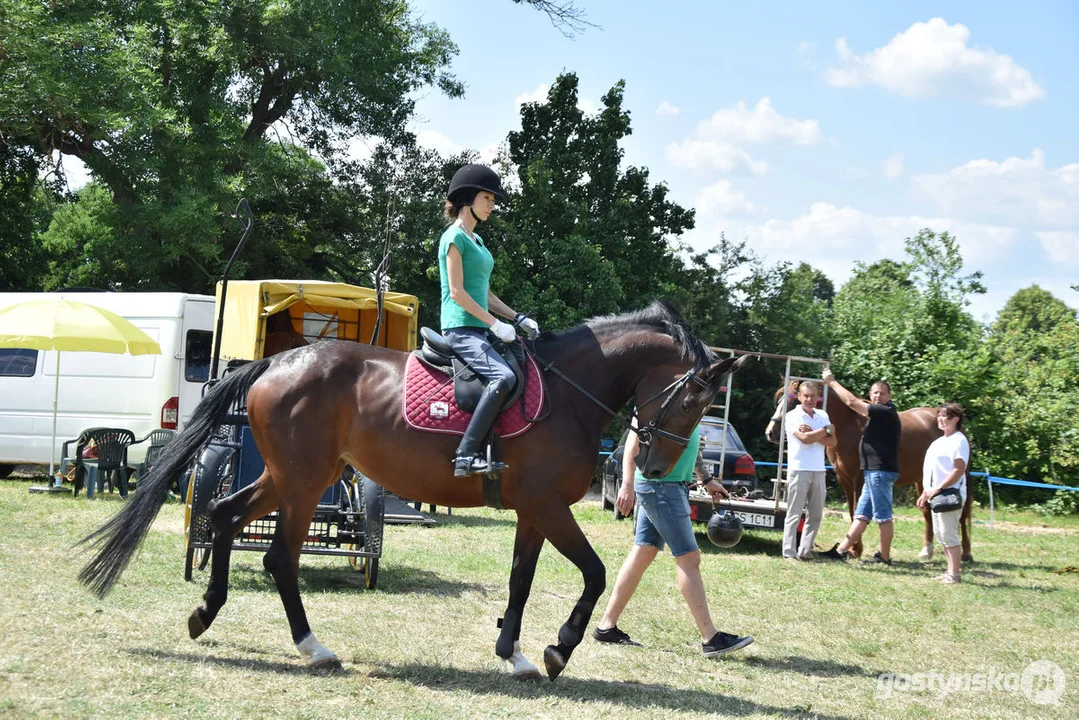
left=601, top=416, right=759, bottom=519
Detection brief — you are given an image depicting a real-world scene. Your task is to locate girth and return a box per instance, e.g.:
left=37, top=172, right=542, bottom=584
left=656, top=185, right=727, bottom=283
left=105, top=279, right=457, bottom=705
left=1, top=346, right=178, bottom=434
left=417, top=327, right=527, bottom=413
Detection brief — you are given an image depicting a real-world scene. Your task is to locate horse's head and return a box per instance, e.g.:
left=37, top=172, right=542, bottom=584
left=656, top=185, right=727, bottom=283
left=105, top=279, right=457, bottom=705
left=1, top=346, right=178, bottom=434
left=633, top=353, right=751, bottom=479
left=764, top=379, right=800, bottom=445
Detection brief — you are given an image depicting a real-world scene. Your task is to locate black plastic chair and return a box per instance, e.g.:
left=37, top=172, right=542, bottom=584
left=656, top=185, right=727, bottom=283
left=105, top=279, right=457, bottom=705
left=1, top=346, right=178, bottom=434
left=130, top=429, right=177, bottom=484
left=67, top=428, right=136, bottom=499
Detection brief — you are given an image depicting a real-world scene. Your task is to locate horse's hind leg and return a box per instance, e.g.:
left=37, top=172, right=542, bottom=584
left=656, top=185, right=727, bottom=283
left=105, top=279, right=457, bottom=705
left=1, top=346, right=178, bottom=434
left=189, top=475, right=278, bottom=639
left=960, top=491, right=974, bottom=563
left=495, top=520, right=546, bottom=680
left=261, top=493, right=341, bottom=670
left=524, top=502, right=605, bottom=682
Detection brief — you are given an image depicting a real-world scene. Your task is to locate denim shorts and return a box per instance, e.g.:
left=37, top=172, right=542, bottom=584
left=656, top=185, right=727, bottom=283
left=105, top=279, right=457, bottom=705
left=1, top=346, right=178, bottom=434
left=854, top=470, right=899, bottom=523
left=633, top=478, right=698, bottom=557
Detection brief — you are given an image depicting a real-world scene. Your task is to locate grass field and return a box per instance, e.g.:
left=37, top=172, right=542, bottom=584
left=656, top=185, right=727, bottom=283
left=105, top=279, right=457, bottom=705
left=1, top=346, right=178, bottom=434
left=0, top=477, right=1075, bottom=719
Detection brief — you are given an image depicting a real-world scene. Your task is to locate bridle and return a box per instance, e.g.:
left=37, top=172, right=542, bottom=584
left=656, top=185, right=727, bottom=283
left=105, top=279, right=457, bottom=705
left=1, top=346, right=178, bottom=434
left=632, top=368, right=712, bottom=448
left=530, top=344, right=713, bottom=448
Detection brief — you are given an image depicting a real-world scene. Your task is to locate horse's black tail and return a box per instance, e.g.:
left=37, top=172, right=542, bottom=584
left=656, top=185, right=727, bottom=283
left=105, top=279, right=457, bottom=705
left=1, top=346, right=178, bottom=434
left=78, top=359, right=273, bottom=597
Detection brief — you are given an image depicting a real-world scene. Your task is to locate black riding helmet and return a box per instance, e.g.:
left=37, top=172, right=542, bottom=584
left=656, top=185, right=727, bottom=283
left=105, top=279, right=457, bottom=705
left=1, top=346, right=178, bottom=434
left=706, top=510, right=744, bottom=548
left=448, top=163, right=506, bottom=203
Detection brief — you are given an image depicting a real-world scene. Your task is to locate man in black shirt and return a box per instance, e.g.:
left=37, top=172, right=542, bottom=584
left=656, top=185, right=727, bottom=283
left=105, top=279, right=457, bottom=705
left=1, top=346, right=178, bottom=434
left=820, top=370, right=902, bottom=564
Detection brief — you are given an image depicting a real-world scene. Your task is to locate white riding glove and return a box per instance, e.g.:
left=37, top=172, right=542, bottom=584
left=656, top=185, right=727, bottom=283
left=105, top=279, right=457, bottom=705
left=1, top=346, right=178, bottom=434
left=519, top=317, right=540, bottom=339
left=489, top=319, right=517, bottom=343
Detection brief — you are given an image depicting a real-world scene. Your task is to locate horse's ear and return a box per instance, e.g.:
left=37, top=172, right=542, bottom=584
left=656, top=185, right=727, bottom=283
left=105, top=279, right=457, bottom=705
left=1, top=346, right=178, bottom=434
left=703, top=353, right=751, bottom=381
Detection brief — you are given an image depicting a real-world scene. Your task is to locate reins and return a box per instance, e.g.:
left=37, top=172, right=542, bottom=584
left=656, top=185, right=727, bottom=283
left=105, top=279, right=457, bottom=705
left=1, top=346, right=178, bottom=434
left=528, top=339, right=709, bottom=448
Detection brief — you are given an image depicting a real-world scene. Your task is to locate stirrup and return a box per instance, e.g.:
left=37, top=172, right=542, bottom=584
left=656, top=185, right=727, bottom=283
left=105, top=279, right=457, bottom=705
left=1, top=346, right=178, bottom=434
left=454, top=454, right=509, bottom=477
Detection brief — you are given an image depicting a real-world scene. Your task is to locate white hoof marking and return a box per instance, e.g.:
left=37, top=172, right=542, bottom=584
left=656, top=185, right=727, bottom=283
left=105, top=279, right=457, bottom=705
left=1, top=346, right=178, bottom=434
left=297, top=632, right=340, bottom=667
left=500, top=641, right=542, bottom=680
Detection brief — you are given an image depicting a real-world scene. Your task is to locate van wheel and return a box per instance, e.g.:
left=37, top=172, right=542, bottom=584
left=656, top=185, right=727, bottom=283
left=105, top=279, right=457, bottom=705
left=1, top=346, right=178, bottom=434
left=0, top=464, right=15, bottom=479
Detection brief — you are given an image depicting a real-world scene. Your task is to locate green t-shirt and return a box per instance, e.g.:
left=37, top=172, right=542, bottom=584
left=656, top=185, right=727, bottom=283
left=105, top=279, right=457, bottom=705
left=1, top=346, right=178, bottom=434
left=634, top=425, right=702, bottom=483
left=438, top=224, right=494, bottom=330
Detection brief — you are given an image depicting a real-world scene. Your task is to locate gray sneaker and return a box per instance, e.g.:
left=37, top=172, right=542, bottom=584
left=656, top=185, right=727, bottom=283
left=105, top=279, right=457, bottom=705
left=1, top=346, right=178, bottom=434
left=702, top=631, right=754, bottom=658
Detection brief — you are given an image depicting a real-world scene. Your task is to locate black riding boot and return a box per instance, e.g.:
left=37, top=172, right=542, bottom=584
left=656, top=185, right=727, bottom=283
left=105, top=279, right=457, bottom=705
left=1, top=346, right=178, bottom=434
left=454, top=381, right=510, bottom=477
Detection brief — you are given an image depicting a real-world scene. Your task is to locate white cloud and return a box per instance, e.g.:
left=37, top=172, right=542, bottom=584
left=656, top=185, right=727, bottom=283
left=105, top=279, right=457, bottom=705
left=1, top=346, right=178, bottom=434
left=797, top=40, right=816, bottom=55
left=694, top=98, right=822, bottom=146
left=695, top=180, right=758, bottom=219
left=665, top=140, right=769, bottom=175
left=656, top=100, right=680, bottom=117
left=913, top=149, right=1079, bottom=227
left=414, top=130, right=463, bottom=157
left=882, top=152, right=905, bottom=180
left=688, top=202, right=1016, bottom=277
left=1035, top=231, right=1079, bottom=266
left=665, top=98, right=821, bottom=174
left=826, top=18, right=1046, bottom=108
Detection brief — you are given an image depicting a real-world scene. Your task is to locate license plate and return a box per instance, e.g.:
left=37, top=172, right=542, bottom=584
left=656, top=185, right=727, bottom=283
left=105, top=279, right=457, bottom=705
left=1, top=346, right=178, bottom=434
left=733, top=511, right=774, bottom=528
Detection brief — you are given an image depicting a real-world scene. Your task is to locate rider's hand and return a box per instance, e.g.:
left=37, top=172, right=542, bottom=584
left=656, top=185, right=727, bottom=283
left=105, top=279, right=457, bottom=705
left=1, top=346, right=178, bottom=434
left=489, top=319, right=516, bottom=343
left=520, top=317, right=540, bottom=339
left=514, top=313, right=541, bottom=339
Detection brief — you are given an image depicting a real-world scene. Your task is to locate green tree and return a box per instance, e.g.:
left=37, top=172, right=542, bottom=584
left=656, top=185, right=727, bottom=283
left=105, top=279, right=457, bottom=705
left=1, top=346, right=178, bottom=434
left=984, top=286, right=1079, bottom=492
left=830, top=230, right=989, bottom=407
left=499, top=73, right=694, bottom=328
left=0, top=144, right=55, bottom=291
left=0, top=0, right=461, bottom=290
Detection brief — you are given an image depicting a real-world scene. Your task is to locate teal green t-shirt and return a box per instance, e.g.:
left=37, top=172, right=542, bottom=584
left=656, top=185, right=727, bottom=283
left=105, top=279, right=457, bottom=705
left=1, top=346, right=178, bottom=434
left=438, top=224, right=494, bottom=329
left=634, top=425, right=702, bottom=483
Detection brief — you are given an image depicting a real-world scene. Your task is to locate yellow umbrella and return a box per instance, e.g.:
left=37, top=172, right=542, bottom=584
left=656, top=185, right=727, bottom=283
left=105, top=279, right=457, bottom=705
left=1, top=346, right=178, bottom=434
left=0, top=297, right=162, bottom=480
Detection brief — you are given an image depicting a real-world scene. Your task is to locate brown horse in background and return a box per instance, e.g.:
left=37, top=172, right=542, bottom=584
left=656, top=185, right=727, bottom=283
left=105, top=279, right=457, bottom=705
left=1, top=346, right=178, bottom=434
left=78, top=301, right=749, bottom=681
left=765, top=381, right=973, bottom=561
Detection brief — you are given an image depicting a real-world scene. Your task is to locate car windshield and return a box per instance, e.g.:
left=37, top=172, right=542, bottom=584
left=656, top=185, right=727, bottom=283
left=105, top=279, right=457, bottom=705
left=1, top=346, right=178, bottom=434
left=699, top=421, right=746, bottom=453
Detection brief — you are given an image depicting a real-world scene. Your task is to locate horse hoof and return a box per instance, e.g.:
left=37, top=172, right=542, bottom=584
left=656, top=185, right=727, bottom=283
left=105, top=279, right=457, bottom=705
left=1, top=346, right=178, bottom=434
left=514, top=668, right=543, bottom=682
left=543, top=645, right=566, bottom=682
left=188, top=609, right=208, bottom=640
left=311, top=657, right=344, bottom=673
left=918, top=547, right=934, bottom=561
left=962, top=555, right=975, bottom=564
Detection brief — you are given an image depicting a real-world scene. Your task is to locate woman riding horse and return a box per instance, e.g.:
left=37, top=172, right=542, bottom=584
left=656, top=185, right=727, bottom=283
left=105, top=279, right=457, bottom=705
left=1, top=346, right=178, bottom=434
left=439, top=164, right=540, bottom=477
left=79, top=299, right=749, bottom=681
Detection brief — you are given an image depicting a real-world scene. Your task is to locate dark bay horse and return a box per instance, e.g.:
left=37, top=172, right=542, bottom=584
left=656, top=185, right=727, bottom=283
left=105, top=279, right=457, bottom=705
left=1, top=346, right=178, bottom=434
left=765, top=381, right=973, bottom=561
left=79, top=300, right=749, bottom=680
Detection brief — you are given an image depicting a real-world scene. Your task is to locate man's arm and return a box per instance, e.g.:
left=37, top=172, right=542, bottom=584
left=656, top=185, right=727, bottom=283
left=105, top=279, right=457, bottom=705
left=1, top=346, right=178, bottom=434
left=793, top=425, right=837, bottom=447
left=822, top=368, right=869, bottom=418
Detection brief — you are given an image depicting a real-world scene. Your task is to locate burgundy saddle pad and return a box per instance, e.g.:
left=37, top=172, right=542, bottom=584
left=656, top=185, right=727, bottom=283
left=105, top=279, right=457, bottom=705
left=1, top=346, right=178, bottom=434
left=402, top=352, right=545, bottom=437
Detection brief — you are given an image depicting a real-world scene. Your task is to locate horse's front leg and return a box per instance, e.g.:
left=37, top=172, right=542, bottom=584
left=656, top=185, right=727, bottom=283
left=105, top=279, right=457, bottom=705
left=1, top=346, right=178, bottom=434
left=524, top=502, right=606, bottom=682
left=189, top=479, right=277, bottom=639
left=495, top=519, right=545, bottom=680
left=262, top=494, right=342, bottom=671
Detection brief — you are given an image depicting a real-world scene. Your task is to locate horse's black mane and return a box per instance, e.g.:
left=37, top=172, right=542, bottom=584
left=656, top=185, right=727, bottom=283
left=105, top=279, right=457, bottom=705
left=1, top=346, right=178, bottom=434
left=548, top=299, right=715, bottom=366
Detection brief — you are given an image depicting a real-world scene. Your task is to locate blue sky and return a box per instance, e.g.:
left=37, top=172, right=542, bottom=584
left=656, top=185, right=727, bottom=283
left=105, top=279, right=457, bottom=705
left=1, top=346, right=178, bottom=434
left=405, top=1, right=1079, bottom=320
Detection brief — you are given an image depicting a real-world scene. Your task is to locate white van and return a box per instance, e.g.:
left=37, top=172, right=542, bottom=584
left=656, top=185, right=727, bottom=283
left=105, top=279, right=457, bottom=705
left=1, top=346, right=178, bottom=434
left=0, top=292, right=215, bottom=475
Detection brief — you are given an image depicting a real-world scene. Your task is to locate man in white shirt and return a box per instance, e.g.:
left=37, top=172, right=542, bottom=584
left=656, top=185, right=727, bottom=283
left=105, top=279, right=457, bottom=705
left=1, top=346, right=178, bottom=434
left=783, top=382, right=837, bottom=560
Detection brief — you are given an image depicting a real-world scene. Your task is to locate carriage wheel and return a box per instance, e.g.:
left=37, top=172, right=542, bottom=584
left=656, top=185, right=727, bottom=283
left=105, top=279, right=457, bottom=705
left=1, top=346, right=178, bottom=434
left=183, top=466, right=211, bottom=581
left=362, top=556, right=379, bottom=589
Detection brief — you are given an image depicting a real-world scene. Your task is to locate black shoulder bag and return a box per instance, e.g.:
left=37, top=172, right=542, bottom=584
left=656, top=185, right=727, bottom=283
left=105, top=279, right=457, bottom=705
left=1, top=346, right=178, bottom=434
left=929, top=487, right=962, bottom=513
